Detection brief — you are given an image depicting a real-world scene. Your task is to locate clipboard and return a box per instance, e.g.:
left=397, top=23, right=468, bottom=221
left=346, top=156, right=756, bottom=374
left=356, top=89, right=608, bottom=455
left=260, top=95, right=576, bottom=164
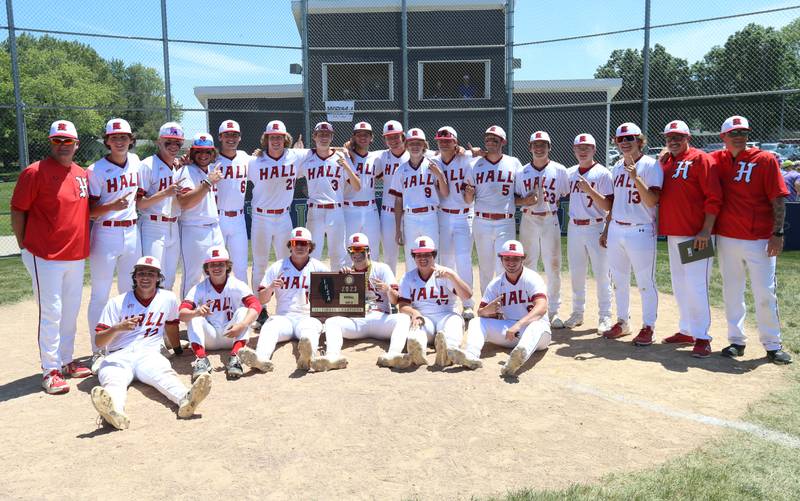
left=678, top=238, right=715, bottom=264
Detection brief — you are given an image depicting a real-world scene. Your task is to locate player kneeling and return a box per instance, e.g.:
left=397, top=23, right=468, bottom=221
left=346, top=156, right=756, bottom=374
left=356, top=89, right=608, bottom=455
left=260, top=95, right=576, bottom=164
left=397, top=236, right=472, bottom=367
left=90, top=257, right=211, bottom=430
left=451, top=240, right=551, bottom=377
left=179, top=246, right=262, bottom=381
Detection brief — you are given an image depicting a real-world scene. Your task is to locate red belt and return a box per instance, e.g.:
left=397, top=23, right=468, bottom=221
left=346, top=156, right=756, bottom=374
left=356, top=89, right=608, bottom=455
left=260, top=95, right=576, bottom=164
left=614, top=220, right=632, bottom=226
left=440, top=208, right=469, bottom=214
left=219, top=210, right=243, bottom=217
left=149, top=215, right=177, bottom=223
left=308, top=203, right=340, bottom=209
left=523, top=209, right=557, bottom=216
left=476, top=212, right=512, bottom=220
left=256, top=207, right=289, bottom=215
left=101, top=219, right=136, bottom=227
left=381, top=205, right=395, bottom=213
left=407, top=206, right=434, bottom=214
left=572, top=218, right=604, bottom=226
left=344, top=200, right=375, bottom=207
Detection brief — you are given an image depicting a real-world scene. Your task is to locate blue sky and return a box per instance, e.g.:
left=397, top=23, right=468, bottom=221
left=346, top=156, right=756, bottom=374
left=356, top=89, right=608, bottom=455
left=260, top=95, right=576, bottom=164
left=5, top=0, right=798, bottom=133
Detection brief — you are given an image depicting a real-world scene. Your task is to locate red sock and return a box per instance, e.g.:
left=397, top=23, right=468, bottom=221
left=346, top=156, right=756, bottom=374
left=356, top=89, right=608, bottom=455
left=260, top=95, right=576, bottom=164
left=191, top=343, right=206, bottom=358
left=231, top=340, right=246, bottom=355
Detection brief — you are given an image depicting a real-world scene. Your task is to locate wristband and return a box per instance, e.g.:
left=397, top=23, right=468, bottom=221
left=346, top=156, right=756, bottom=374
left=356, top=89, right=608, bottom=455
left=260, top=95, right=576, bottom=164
left=201, top=179, right=212, bottom=188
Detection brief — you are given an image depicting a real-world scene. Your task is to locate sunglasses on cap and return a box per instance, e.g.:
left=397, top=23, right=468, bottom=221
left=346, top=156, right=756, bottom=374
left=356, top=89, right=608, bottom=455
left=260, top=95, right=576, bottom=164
left=615, top=135, right=638, bottom=143
left=726, top=129, right=750, bottom=138
left=50, top=137, right=76, bottom=146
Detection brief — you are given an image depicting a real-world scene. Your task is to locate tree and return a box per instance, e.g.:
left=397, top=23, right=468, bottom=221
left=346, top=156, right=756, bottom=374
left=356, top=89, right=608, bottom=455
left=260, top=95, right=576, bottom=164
left=594, top=43, right=694, bottom=101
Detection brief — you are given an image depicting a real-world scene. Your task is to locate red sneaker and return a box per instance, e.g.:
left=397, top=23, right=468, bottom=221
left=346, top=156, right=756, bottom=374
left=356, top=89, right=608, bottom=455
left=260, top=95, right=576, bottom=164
left=63, top=361, right=91, bottom=379
left=633, top=326, right=654, bottom=346
left=602, top=320, right=631, bottom=339
left=663, top=333, right=695, bottom=344
left=692, top=339, right=712, bottom=358
left=42, top=370, right=69, bottom=395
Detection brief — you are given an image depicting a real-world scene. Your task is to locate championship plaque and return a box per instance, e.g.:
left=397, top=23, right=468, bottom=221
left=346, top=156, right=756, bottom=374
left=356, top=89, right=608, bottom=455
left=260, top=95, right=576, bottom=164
left=310, top=272, right=366, bottom=319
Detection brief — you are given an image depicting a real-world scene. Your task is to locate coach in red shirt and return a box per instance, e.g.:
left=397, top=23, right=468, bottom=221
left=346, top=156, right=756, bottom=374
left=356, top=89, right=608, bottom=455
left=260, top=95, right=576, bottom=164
left=10, top=120, right=92, bottom=394
left=710, top=116, right=791, bottom=364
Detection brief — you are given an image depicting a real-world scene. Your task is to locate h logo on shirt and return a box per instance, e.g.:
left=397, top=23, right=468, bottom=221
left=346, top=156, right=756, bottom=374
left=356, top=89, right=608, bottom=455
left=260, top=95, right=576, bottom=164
left=734, top=162, right=756, bottom=183
left=673, top=161, right=692, bottom=180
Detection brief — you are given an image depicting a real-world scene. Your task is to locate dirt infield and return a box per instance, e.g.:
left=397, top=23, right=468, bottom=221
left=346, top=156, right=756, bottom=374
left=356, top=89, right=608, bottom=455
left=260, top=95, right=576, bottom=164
left=0, top=265, right=787, bottom=500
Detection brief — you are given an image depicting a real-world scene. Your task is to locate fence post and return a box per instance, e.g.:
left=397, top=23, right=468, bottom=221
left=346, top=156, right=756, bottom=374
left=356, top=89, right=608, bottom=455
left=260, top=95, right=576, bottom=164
left=641, top=0, right=651, bottom=134
left=505, top=0, right=514, bottom=155
left=401, top=0, right=408, bottom=130
left=6, top=0, right=28, bottom=168
left=160, top=0, right=172, bottom=121
left=301, top=0, right=310, bottom=141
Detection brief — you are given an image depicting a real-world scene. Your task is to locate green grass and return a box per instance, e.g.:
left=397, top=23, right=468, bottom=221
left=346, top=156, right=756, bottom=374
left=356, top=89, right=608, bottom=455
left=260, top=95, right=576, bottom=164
left=0, top=180, right=16, bottom=236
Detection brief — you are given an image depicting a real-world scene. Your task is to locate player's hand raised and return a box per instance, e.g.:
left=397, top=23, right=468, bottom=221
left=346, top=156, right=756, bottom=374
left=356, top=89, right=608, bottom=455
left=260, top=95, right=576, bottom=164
left=467, top=143, right=486, bottom=157
left=269, top=273, right=285, bottom=291
left=485, top=296, right=503, bottom=318
left=109, top=193, right=132, bottom=211
left=623, top=161, right=637, bottom=177
left=207, top=165, right=223, bottom=185
left=433, top=265, right=453, bottom=279
left=372, top=278, right=390, bottom=293
left=576, top=174, right=591, bottom=193
left=293, top=134, right=304, bottom=149
left=114, top=317, right=139, bottom=333
left=428, top=159, right=443, bottom=177
left=194, top=304, right=211, bottom=318
left=463, top=184, right=475, bottom=196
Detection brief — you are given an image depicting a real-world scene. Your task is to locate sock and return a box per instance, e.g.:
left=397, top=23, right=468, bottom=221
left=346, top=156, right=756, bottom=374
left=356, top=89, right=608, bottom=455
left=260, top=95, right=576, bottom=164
left=191, top=343, right=206, bottom=358
left=231, top=340, right=246, bottom=355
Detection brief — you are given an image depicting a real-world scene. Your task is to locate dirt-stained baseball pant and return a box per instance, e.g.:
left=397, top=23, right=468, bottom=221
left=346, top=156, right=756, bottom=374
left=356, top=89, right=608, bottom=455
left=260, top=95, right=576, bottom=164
left=402, top=212, right=440, bottom=270
left=405, top=311, right=464, bottom=349
left=20, top=249, right=85, bottom=375
left=519, top=212, right=562, bottom=316
left=97, top=347, right=189, bottom=414
left=324, top=311, right=411, bottom=358
left=717, top=235, right=782, bottom=350
left=179, top=222, right=224, bottom=299
left=344, top=206, right=381, bottom=263
left=255, top=314, right=324, bottom=361
left=667, top=235, right=713, bottom=340
left=250, top=213, right=292, bottom=290
left=307, top=206, right=347, bottom=270
left=438, top=211, right=475, bottom=309
left=380, top=207, right=400, bottom=274
left=464, top=317, right=551, bottom=360
left=472, top=217, right=516, bottom=294
left=88, top=224, right=142, bottom=352
left=188, top=306, right=250, bottom=351
left=567, top=220, right=612, bottom=319
left=139, top=219, right=180, bottom=291
left=607, top=221, right=658, bottom=326
left=219, top=213, right=249, bottom=283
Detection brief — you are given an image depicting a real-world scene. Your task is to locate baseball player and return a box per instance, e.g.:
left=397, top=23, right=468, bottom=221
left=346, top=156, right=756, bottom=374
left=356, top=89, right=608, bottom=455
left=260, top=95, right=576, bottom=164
left=179, top=246, right=262, bottom=381
left=658, top=120, right=723, bottom=358
left=710, top=116, right=791, bottom=364
left=515, top=131, right=570, bottom=328
left=432, top=126, right=478, bottom=320
left=237, top=227, right=331, bottom=372
left=564, top=133, right=614, bottom=333
left=342, top=122, right=382, bottom=254
left=374, top=120, right=408, bottom=274
left=11, top=120, right=92, bottom=394
left=323, top=233, right=413, bottom=370
left=175, top=132, right=224, bottom=299
left=87, top=118, right=143, bottom=369
left=302, top=121, right=361, bottom=270
left=451, top=240, right=551, bottom=377
left=90, top=256, right=211, bottom=430
left=390, top=128, right=449, bottom=270
left=464, top=125, right=524, bottom=294
left=214, top=120, right=252, bottom=282
left=397, top=236, right=473, bottom=368
left=599, top=123, right=663, bottom=345
left=138, top=122, right=185, bottom=290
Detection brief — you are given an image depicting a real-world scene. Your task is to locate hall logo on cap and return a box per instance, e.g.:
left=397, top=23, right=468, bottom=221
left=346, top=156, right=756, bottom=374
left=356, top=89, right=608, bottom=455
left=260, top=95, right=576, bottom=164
left=387, top=124, right=394, bottom=131
left=670, top=122, right=678, bottom=129
left=535, top=132, right=542, bottom=139
left=509, top=243, right=517, bottom=251
left=112, top=122, right=121, bottom=130
left=273, top=123, right=279, bottom=130
left=227, top=122, right=234, bottom=128
left=212, top=249, right=220, bottom=257
left=296, top=230, right=302, bottom=236
left=200, top=135, right=207, bottom=141
left=419, top=239, right=426, bottom=247
left=57, top=123, right=67, bottom=131
left=733, top=118, right=741, bottom=125
left=145, top=257, right=154, bottom=265
left=621, top=126, right=628, bottom=133
left=490, top=126, right=497, bottom=132
left=353, top=235, right=360, bottom=242
left=412, top=130, right=418, bottom=136
left=579, top=135, right=586, bottom=142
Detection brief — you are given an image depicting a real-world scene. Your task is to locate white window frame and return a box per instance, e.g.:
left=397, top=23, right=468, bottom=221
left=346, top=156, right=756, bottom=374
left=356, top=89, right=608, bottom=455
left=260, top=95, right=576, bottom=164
left=322, top=61, right=394, bottom=102
left=417, top=59, right=491, bottom=101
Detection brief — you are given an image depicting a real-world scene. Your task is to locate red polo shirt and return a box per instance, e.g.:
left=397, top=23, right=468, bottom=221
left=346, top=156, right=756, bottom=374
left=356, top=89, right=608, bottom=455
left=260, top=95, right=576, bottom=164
left=658, top=147, right=722, bottom=236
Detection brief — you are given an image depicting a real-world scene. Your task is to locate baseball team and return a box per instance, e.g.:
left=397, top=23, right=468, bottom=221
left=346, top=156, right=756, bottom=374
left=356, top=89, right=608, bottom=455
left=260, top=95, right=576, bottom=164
left=9, top=114, right=792, bottom=431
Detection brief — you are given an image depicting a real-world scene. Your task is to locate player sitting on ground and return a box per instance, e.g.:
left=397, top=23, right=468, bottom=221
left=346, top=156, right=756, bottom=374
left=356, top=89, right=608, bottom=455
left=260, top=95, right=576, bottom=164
left=90, top=256, right=212, bottom=430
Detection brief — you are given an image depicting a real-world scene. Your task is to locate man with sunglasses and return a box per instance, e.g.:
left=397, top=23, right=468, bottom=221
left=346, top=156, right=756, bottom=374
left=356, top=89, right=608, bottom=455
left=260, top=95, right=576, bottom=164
left=657, top=120, right=722, bottom=358
left=709, top=116, right=791, bottom=364
left=12, top=120, right=92, bottom=394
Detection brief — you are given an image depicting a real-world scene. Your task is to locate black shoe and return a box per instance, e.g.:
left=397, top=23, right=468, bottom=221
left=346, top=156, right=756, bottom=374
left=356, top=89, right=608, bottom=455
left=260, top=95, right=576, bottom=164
left=226, top=353, right=244, bottom=379
left=252, top=308, right=269, bottom=329
left=191, top=356, right=212, bottom=382
left=720, top=344, right=746, bottom=358
left=767, top=349, right=792, bottom=365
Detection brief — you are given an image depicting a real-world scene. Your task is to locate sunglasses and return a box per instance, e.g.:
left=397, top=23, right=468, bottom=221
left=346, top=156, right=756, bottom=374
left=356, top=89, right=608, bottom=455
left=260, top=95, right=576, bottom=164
left=615, top=135, right=638, bottom=143
left=164, top=140, right=182, bottom=147
left=413, top=252, right=434, bottom=259
left=665, top=135, right=687, bottom=142
left=50, top=138, right=76, bottom=146
left=134, top=270, right=158, bottom=277
left=348, top=247, right=367, bottom=254
left=726, top=129, right=750, bottom=138
left=290, top=241, right=309, bottom=247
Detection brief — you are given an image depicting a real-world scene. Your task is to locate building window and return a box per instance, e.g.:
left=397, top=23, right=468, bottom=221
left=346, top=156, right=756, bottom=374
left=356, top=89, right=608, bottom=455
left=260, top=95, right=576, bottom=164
left=419, top=60, right=490, bottom=100
left=322, top=62, right=393, bottom=101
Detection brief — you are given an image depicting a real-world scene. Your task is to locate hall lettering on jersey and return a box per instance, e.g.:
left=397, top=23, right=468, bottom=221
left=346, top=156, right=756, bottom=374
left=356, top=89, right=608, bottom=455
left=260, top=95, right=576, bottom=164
left=157, top=175, right=174, bottom=191
left=205, top=297, right=232, bottom=313
left=498, top=289, right=536, bottom=306
left=522, top=176, right=555, bottom=192
left=384, top=162, right=400, bottom=176
left=733, top=162, right=757, bottom=183
left=222, top=164, right=247, bottom=179
left=307, top=164, right=341, bottom=180
left=613, top=173, right=636, bottom=188
left=446, top=168, right=465, bottom=182
left=672, top=160, right=692, bottom=180
left=282, top=275, right=310, bottom=290
left=402, top=173, right=436, bottom=189
left=355, top=161, right=374, bottom=176
left=106, top=172, right=138, bottom=193
left=570, top=180, right=595, bottom=193
left=259, top=164, right=296, bottom=180
left=126, top=311, right=165, bottom=327
left=474, top=169, right=513, bottom=184
left=409, top=285, right=451, bottom=301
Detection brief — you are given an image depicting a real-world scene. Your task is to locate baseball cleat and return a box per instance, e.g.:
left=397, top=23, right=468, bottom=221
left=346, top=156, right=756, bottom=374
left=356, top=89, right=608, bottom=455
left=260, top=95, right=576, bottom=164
left=598, top=317, right=614, bottom=334
left=692, top=339, right=712, bottom=358
left=602, top=320, right=631, bottom=339
left=90, top=353, right=105, bottom=375
left=42, top=370, right=69, bottom=395
left=720, top=344, right=746, bottom=358
left=406, top=337, right=428, bottom=366
left=767, top=349, right=792, bottom=365
left=225, top=354, right=244, bottom=380
left=251, top=308, right=269, bottom=330
left=236, top=347, right=274, bottom=372
left=62, top=361, right=91, bottom=379
left=434, top=331, right=452, bottom=367
left=663, top=332, right=695, bottom=344
left=311, top=355, right=348, bottom=372
left=462, top=307, right=475, bottom=322
left=501, top=346, right=529, bottom=377
left=297, top=337, right=313, bottom=370
left=563, top=313, right=584, bottom=329
left=632, top=326, right=654, bottom=346
left=91, top=386, right=129, bottom=430
left=178, top=373, right=211, bottom=418
left=377, top=353, right=411, bottom=369
left=549, top=315, right=565, bottom=329
left=448, top=348, right=482, bottom=370
left=191, top=356, right=212, bottom=383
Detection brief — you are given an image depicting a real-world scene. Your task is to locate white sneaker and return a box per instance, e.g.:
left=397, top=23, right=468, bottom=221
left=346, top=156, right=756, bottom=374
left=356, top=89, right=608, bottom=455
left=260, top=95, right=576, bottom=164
left=90, top=352, right=105, bottom=375
left=598, top=317, right=614, bottom=334
left=501, top=346, right=529, bottom=377
left=236, top=347, right=274, bottom=373
left=406, top=337, right=428, bottom=366
left=297, top=337, right=313, bottom=370
left=564, top=313, right=584, bottom=329
left=310, top=355, right=348, bottom=372
left=448, top=348, right=483, bottom=370
left=91, top=386, right=129, bottom=430
left=434, top=331, right=452, bottom=367
left=178, top=373, right=211, bottom=418
left=550, top=315, right=565, bottom=329
left=377, top=352, right=411, bottom=369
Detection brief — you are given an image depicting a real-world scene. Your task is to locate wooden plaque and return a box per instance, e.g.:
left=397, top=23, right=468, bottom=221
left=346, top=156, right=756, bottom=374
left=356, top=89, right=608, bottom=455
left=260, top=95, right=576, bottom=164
left=309, top=272, right=366, bottom=319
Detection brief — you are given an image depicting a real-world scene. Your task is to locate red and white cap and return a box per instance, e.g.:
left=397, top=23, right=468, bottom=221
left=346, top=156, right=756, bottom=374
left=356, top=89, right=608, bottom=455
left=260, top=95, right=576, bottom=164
left=289, top=227, right=312, bottom=242
left=383, top=120, right=403, bottom=136
left=485, top=125, right=507, bottom=141
left=204, top=245, right=230, bottom=264
left=411, top=235, right=436, bottom=254
left=406, top=128, right=426, bottom=141
left=354, top=121, right=373, bottom=133
left=191, top=132, right=215, bottom=149
left=498, top=239, right=525, bottom=257
left=219, top=120, right=241, bottom=134
left=615, top=122, right=642, bottom=138
left=104, top=118, right=132, bottom=136
left=348, top=233, right=370, bottom=248
left=134, top=255, right=162, bottom=271
left=48, top=120, right=78, bottom=139
left=663, top=120, right=690, bottom=136
left=574, top=133, right=596, bottom=146
left=314, top=121, right=334, bottom=132
left=158, top=121, right=184, bottom=140
left=435, top=126, right=458, bottom=140
left=721, top=115, right=750, bottom=134
left=530, top=130, right=551, bottom=143
left=265, top=120, right=288, bottom=135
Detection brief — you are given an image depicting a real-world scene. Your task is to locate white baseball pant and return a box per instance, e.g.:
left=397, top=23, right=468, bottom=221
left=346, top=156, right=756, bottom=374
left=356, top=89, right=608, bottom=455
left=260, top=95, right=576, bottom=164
left=179, top=222, right=224, bottom=299
left=519, top=212, right=562, bottom=316
left=97, top=345, right=188, bottom=414
left=405, top=311, right=464, bottom=350
left=307, top=206, right=347, bottom=270
left=607, top=221, right=658, bottom=327
left=187, top=306, right=250, bottom=350
left=344, top=206, right=381, bottom=261
left=380, top=208, right=400, bottom=274
left=21, top=249, right=85, bottom=374
left=667, top=236, right=713, bottom=340
left=717, top=236, right=782, bottom=350
left=219, top=213, right=249, bottom=283
left=255, top=314, right=324, bottom=361
left=250, top=213, right=292, bottom=290
left=88, top=224, right=142, bottom=352
left=567, top=220, right=612, bottom=319
left=324, top=311, right=412, bottom=357
left=438, top=211, right=475, bottom=309
left=139, top=218, right=180, bottom=291
left=464, top=317, right=551, bottom=360
left=472, top=217, right=515, bottom=294
left=402, top=211, right=440, bottom=270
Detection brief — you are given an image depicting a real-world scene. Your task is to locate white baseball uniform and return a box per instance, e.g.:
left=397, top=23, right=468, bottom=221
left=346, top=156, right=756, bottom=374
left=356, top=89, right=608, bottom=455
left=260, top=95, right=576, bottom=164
left=398, top=267, right=464, bottom=353
left=375, top=149, right=409, bottom=274
left=301, top=149, right=348, bottom=269
left=182, top=275, right=260, bottom=350
left=214, top=151, right=251, bottom=282
left=343, top=151, right=382, bottom=256
left=87, top=152, right=143, bottom=352
left=138, top=154, right=181, bottom=290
